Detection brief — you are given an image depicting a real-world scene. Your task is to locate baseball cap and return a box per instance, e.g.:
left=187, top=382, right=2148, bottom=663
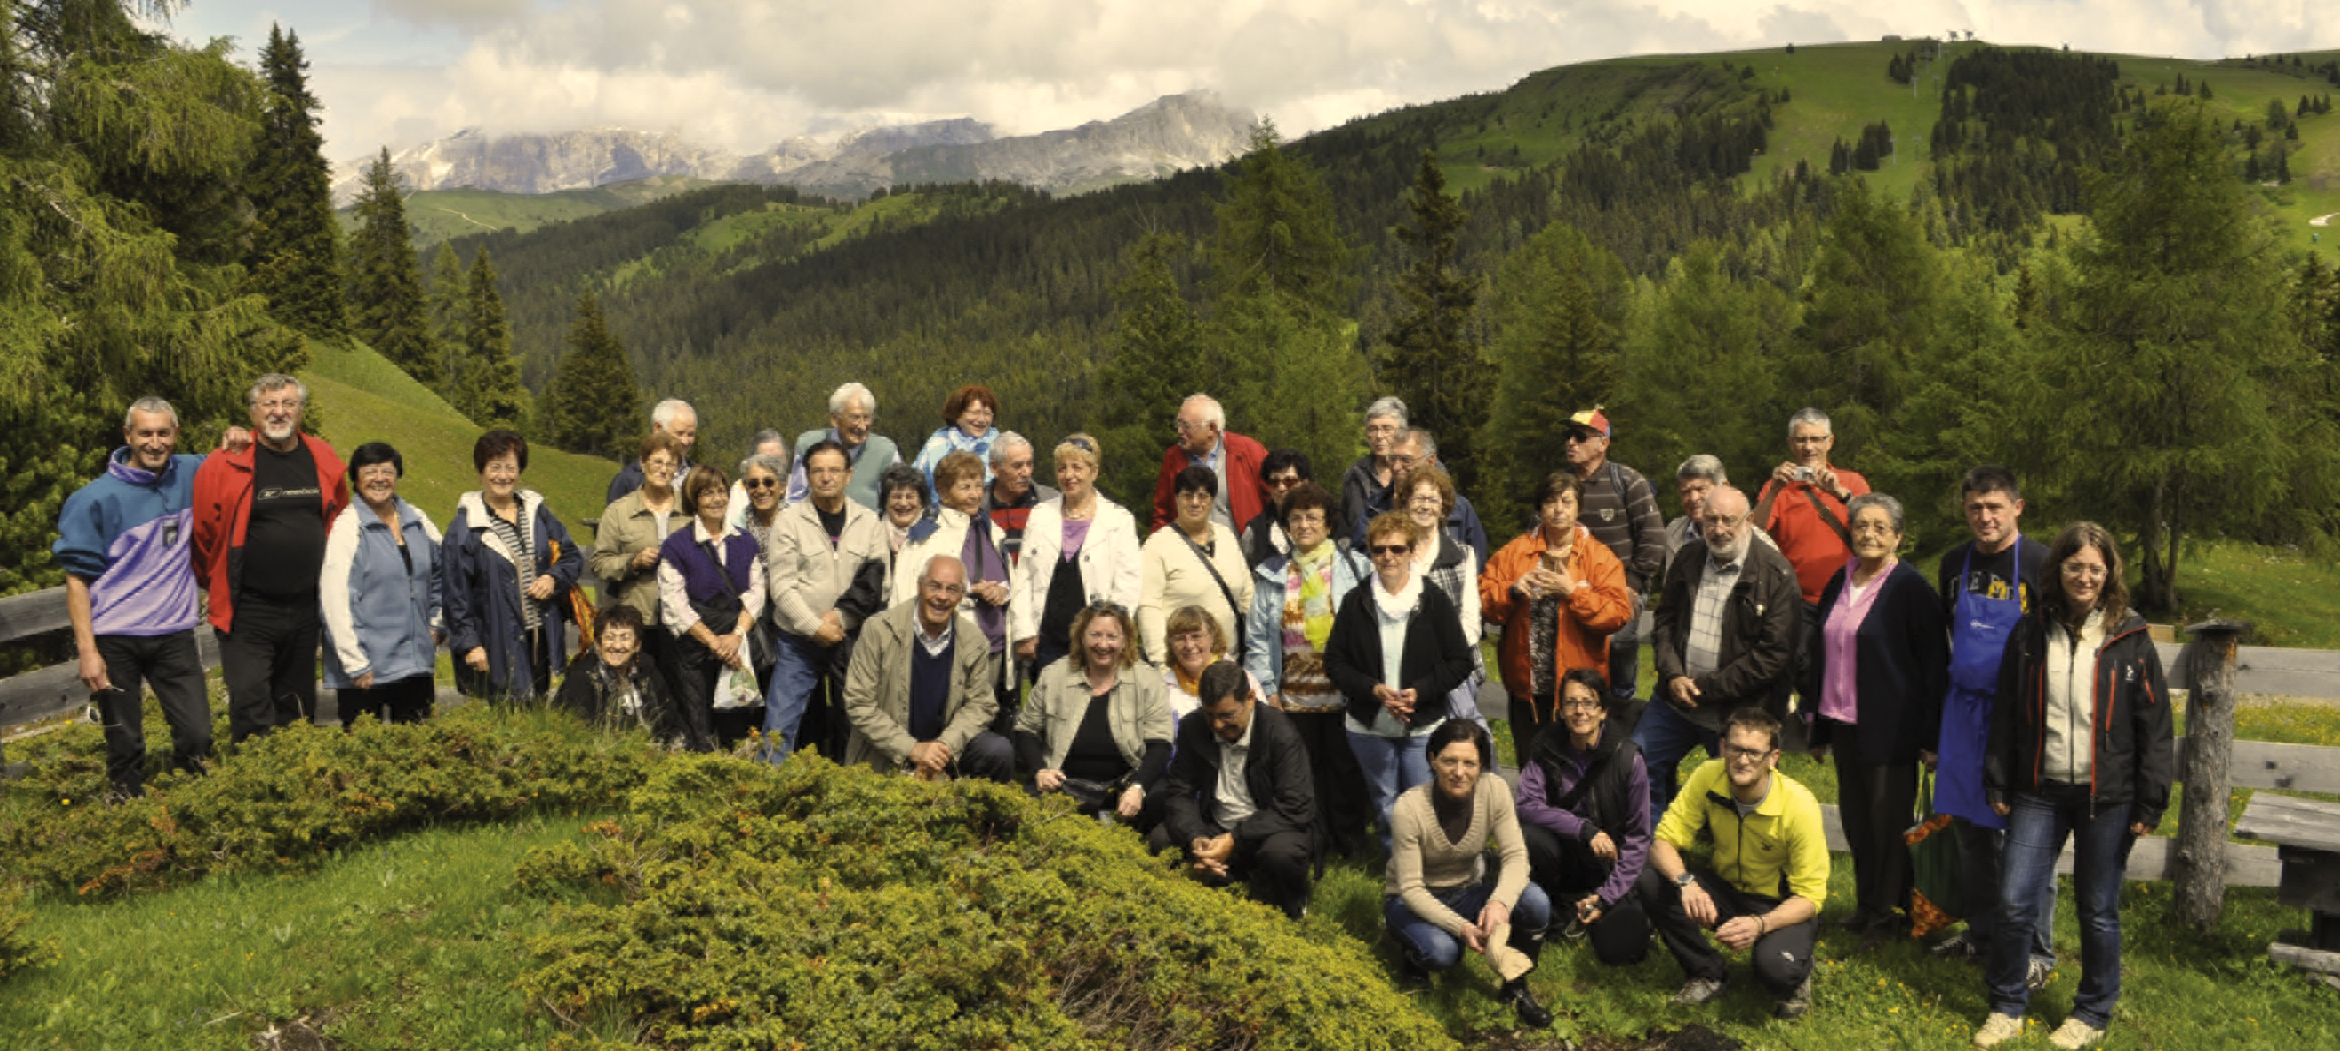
left=1567, top=407, right=1611, bottom=438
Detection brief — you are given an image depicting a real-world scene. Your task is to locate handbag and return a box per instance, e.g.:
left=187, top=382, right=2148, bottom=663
left=1905, top=771, right=1968, bottom=937
left=711, top=661, right=762, bottom=710
left=550, top=539, right=597, bottom=649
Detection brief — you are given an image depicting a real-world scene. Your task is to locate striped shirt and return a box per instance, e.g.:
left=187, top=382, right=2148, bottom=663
left=1684, top=549, right=1744, bottom=678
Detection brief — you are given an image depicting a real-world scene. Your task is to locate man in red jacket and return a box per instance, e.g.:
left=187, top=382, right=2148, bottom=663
left=1153, top=394, right=1267, bottom=533
left=1751, top=407, right=1869, bottom=607
left=192, top=374, right=349, bottom=742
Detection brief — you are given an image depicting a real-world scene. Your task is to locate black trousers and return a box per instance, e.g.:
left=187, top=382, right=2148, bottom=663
left=220, top=594, right=321, bottom=742
left=1507, top=691, right=1557, bottom=770
left=337, top=674, right=436, bottom=728
left=671, top=636, right=727, bottom=753
left=94, top=631, right=213, bottom=794
left=1639, top=863, right=1818, bottom=996
left=1830, top=721, right=1918, bottom=926
left=1520, top=822, right=1652, bottom=966
left=1284, top=708, right=1371, bottom=858
left=1150, top=825, right=1314, bottom=920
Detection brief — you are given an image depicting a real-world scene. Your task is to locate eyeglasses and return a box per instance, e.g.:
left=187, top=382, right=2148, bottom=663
left=1085, top=601, right=1129, bottom=618
left=1558, top=697, right=1603, bottom=713
left=1368, top=544, right=1412, bottom=557
left=743, top=478, right=779, bottom=490
left=1173, top=419, right=1210, bottom=433
left=2060, top=563, right=2109, bottom=579
left=1265, top=475, right=1302, bottom=489
left=1701, top=514, right=1746, bottom=528
left=1721, top=745, right=1774, bottom=761
left=1563, top=432, right=1601, bottom=443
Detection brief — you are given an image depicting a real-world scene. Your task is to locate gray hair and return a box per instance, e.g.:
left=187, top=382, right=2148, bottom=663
left=247, top=374, right=306, bottom=409
left=1365, top=396, right=1409, bottom=426
left=124, top=396, right=179, bottom=430
left=1787, top=406, right=1832, bottom=438
left=1676, top=454, right=1727, bottom=485
left=650, top=399, right=696, bottom=430
left=739, top=452, right=790, bottom=483
left=747, top=429, right=787, bottom=458
left=829, top=382, right=877, bottom=416
left=988, top=431, right=1032, bottom=465
left=1181, top=393, right=1226, bottom=429
left=1403, top=427, right=1438, bottom=460
left=1846, top=492, right=1905, bottom=535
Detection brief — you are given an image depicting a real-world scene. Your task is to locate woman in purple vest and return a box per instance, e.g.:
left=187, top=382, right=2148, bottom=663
left=659, top=465, right=767, bottom=753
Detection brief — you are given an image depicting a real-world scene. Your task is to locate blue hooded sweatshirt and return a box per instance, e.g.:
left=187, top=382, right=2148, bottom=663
left=52, top=449, right=203, bottom=637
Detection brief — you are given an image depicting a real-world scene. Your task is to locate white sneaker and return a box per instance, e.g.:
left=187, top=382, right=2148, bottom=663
left=1973, top=1012, right=2022, bottom=1048
left=2048, top=1018, right=2103, bottom=1049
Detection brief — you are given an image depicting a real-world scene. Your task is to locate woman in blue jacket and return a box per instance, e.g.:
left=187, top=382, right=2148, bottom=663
left=321, top=442, right=443, bottom=725
left=443, top=430, right=582, bottom=700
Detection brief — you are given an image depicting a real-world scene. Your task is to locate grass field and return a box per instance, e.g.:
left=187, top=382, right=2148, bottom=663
left=336, top=174, right=725, bottom=249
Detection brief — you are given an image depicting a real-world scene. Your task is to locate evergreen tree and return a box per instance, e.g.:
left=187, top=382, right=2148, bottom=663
left=0, top=0, right=304, bottom=592
left=1094, top=232, right=1204, bottom=507
left=460, top=249, right=529, bottom=428
left=347, top=148, right=440, bottom=386
left=1613, top=242, right=1795, bottom=509
left=427, top=242, right=467, bottom=388
left=544, top=292, right=640, bottom=458
left=1788, top=179, right=1941, bottom=475
left=1205, top=121, right=1354, bottom=321
left=1376, top=150, right=1486, bottom=492
left=2030, top=101, right=2332, bottom=609
left=245, top=24, right=345, bottom=339
left=1479, top=222, right=1632, bottom=528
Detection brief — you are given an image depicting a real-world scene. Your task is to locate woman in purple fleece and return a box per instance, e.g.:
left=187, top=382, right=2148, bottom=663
left=1514, top=667, right=1652, bottom=963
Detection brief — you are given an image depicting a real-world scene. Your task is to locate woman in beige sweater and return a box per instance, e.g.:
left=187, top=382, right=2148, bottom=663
left=1383, top=720, right=1553, bottom=1029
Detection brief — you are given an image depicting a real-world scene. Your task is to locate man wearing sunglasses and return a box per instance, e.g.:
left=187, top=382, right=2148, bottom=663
left=1564, top=408, right=1665, bottom=709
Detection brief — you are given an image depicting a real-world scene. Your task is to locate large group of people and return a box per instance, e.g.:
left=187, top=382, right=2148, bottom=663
left=57, top=379, right=2172, bottom=1047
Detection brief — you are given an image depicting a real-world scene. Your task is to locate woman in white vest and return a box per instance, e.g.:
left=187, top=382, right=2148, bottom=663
left=1013, top=433, right=1142, bottom=675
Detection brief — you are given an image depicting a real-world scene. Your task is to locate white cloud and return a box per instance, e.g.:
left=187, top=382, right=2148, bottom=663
left=281, top=0, right=2332, bottom=159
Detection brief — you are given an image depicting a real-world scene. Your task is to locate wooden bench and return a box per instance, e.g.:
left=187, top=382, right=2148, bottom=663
left=2234, top=793, right=2340, bottom=986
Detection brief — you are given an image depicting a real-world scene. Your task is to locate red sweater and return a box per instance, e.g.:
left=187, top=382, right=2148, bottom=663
left=190, top=433, right=349, bottom=631
left=1757, top=468, right=1870, bottom=604
left=1151, top=430, right=1268, bottom=532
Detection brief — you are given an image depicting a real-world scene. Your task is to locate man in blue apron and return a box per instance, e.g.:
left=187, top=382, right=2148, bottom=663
left=1930, top=465, right=2055, bottom=989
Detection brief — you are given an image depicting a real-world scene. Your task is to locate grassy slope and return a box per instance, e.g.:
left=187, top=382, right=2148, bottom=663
left=300, top=340, right=618, bottom=542
left=337, top=174, right=727, bottom=248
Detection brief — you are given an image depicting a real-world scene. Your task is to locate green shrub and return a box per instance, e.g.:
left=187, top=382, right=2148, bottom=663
left=0, top=706, right=665, bottom=896
left=0, top=881, right=55, bottom=981
left=514, top=754, right=1460, bottom=1051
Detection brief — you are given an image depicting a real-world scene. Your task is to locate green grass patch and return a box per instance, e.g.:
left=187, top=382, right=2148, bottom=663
left=0, top=815, right=624, bottom=1050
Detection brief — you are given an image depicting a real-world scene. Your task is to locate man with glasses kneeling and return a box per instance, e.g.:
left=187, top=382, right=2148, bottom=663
left=1638, top=707, right=1830, bottom=1020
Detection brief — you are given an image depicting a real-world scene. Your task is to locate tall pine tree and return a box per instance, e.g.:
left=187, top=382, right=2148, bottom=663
left=1095, top=232, right=1204, bottom=507
left=459, top=248, right=529, bottom=428
left=544, top=292, right=641, bottom=458
left=426, top=242, right=467, bottom=389
left=346, top=148, right=439, bottom=386
left=1376, top=150, right=1486, bottom=493
left=1478, top=222, right=1632, bottom=528
left=245, top=24, right=344, bottom=339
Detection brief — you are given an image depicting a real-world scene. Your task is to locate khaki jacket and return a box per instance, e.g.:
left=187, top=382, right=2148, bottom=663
left=765, top=498, right=888, bottom=638
left=591, top=489, right=683, bottom=622
left=843, top=602, right=997, bottom=772
left=1014, top=659, right=1174, bottom=771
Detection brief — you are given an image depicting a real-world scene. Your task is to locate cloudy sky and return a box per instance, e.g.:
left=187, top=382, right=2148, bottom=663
left=160, top=1, right=2331, bottom=161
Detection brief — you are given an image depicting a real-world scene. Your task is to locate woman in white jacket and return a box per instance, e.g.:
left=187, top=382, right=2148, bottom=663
left=1013, top=433, right=1142, bottom=675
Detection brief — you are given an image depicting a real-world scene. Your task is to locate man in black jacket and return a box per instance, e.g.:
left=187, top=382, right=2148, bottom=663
left=1152, top=661, right=1317, bottom=919
left=1640, top=487, right=1802, bottom=819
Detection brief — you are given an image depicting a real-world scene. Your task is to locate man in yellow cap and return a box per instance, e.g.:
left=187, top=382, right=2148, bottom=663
left=1564, top=407, right=1665, bottom=707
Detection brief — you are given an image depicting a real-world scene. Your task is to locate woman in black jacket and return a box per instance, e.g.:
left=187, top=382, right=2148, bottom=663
left=1972, top=523, right=2172, bottom=1051
left=552, top=605, right=679, bottom=740
left=1805, top=492, right=1948, bottom=943
left=1324, top=512, right=1475, bottom=853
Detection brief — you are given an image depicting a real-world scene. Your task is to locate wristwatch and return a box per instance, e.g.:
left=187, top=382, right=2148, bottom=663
left=1674, top=872, right=1696, bottom=888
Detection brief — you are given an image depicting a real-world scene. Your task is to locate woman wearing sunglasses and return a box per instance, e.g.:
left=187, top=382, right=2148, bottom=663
left=1324, top=512, right=1475, bottom=853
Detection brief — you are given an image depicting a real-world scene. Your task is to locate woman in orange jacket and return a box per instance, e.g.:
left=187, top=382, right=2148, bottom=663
left=1482, top=471, right=1632, bottom=766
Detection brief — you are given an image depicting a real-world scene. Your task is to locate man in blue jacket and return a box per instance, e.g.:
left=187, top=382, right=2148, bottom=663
left=54, top=397, right=213, bottom=799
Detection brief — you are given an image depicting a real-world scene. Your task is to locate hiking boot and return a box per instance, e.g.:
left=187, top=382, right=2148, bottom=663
left=2025, top=957, right=2055, bottom=992
left=1973, top=1012, right=2022, bottom=1048
left=1671, top=976, right=1728, bottom=1005
left=1774, top=976, right=1814, bottom=1019
left=1395, top=955, right=1432, bottom=991
left=1499, top=978, right=1554, bottom=1029
left=1554, top=915, right=1587, bottom=941
left=2047, top=1018, right=2104, bottom=1049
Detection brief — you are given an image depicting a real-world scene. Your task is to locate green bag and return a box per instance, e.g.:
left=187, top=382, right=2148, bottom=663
left=1904, top=772, right=1967, bottom=936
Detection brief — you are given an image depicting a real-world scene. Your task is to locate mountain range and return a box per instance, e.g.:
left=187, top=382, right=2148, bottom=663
left=332, top=92, right=1257, bottom=203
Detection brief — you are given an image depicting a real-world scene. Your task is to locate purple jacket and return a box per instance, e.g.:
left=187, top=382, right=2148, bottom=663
left=1516, top=725, right=1652, bottom=909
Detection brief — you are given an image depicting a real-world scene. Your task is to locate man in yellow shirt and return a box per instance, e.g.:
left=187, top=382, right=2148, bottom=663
left=1639, top=708, right=1831, bottom=1019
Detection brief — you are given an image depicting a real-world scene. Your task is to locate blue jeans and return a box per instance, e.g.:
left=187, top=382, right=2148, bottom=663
left=1957, top=816, right=2056, bottom=966
left=1631, top=697, right=1721, bottom=823
left=1348, top=729, right=1433, bottom=853
left=1386, top=882, right=1553, bottom=970
left=1990, top=786, right=2134, bottom=1027
left=761, top=631, right=827, bottom=765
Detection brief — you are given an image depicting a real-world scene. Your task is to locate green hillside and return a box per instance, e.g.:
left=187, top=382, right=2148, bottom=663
left=301, top=340, right=618, bottom=541
left=337, top=174, right=727, bottom=248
